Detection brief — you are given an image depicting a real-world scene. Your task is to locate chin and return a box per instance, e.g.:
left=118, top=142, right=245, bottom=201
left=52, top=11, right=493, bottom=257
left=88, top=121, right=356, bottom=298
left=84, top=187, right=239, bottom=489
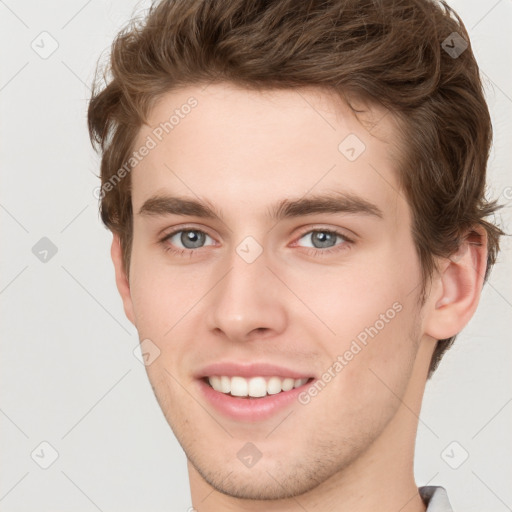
left=190, top=457, right=325, bottom=501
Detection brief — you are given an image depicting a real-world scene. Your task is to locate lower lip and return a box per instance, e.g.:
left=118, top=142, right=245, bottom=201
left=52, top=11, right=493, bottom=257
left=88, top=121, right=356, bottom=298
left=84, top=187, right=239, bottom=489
left=197, top=378, right=314, bottom=422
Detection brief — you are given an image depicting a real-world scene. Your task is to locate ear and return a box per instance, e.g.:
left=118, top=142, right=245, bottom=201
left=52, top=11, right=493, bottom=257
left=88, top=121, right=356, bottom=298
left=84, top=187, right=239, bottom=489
left=424, top=228, right=488, bottom=340
left=111, top=233, right=136, bottom=326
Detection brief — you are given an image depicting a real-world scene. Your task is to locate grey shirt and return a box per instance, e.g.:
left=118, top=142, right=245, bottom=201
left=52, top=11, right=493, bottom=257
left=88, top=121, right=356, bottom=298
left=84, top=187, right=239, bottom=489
left=420, top=486, right=454, bottom=511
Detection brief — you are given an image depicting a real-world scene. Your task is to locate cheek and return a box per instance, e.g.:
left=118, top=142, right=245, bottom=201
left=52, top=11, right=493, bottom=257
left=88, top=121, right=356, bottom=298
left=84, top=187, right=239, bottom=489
left=329, top=294, right=420, bottom=422
left=285, top=259, right=404, bottom=339
left=298, top=259, right=419, bottom=394
left=128, top=249, right=197, bottom=336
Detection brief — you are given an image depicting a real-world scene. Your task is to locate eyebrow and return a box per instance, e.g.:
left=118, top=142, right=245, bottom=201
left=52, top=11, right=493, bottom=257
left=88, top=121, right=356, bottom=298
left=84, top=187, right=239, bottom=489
left=138, top=191, right=384, bottom=221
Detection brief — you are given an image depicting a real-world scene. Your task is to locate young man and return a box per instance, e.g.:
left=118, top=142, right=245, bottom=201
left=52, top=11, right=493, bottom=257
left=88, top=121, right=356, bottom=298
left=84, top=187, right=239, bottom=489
left=88, top=0, right=504, bottom=510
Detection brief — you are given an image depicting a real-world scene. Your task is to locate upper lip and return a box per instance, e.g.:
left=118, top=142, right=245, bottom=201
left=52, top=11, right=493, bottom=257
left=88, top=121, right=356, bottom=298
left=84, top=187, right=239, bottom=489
left=195, top=362, right=315, bottom=380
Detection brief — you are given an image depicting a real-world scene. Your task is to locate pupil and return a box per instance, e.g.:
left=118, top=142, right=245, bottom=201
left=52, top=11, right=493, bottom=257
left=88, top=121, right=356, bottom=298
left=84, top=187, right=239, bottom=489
left=313, top=231, right=335, bottom=248
left=181, top=230, right=205, bottom=249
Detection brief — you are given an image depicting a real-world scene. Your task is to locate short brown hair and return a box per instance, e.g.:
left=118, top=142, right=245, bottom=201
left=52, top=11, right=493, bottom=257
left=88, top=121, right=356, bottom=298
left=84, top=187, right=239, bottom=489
left=88, top=0, right=505, bottom=378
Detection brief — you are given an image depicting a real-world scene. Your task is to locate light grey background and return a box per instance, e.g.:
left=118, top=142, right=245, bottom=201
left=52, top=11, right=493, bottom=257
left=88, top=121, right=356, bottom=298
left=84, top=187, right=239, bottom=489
left=0, top=1, right=511, bottom=511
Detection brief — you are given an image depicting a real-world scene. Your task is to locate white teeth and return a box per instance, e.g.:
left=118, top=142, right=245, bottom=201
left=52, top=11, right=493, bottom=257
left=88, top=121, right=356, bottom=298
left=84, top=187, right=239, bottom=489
left=267, top=376, right=282, bottom=395
left=248, top=377, right=267, bottom=397
left=209, top=376, right=222, bottom=392
left=207, top=376, right=309, bottom=397
left=281, top=378, right=295, bottom=391
left=230, top=376, right=248, bottom=397
left=220, top=376, right=231, bottom=393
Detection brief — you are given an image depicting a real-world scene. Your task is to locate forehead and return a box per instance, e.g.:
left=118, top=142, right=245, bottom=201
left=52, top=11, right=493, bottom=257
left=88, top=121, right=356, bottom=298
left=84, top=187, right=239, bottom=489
left=131, top=82, right=407, bottom=225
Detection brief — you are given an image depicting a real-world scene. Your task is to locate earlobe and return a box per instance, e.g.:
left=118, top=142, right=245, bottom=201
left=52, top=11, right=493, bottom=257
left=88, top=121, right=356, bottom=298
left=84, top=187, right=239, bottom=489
left=111, top=233, right=136, bottom=326
left=424, top=229, right=488, bottom=340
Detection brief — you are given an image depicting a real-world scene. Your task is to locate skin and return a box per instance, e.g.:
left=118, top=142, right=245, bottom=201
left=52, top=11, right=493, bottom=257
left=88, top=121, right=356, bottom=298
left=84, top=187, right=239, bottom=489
left=111, top=82, right=487, bottom=511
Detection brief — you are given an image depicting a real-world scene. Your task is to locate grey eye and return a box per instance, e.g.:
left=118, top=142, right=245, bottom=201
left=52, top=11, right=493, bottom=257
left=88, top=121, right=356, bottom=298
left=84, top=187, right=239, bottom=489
left=299, top=230, right=340, bottom=249
left=167, top=229, right=213, bottom=249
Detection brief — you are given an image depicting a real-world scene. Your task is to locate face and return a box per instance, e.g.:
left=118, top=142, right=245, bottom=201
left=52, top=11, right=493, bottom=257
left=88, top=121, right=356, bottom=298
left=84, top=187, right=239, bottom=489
left=120, top=83, right=431, bottom=500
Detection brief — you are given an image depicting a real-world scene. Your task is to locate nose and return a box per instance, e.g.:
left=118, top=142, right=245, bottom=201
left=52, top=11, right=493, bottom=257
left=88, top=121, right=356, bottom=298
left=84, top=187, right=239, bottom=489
left=205, top=246, right=287, bottom=343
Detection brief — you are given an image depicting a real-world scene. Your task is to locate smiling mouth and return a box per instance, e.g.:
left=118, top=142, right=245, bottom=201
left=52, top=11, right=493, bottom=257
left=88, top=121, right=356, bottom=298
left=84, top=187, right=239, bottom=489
left=202, top=375, right=314, bottom=398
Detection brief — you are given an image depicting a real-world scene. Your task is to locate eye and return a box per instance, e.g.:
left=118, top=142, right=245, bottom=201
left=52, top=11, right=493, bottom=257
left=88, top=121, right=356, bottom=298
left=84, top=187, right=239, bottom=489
left=294, top=228, right=353, bottom=255
left=159, top=226, right=353, bottom=258
left=161, top=228, right=215, bottom=253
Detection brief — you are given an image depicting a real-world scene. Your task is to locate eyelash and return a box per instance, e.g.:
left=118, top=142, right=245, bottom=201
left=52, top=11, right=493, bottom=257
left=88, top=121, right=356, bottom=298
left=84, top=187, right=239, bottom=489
left=159, top=227, right=354, bottom=258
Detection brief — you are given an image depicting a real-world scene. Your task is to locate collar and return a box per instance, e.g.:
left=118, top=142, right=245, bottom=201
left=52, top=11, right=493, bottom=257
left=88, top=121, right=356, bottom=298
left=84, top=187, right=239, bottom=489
left=419, top=486, right=454, bottom=512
